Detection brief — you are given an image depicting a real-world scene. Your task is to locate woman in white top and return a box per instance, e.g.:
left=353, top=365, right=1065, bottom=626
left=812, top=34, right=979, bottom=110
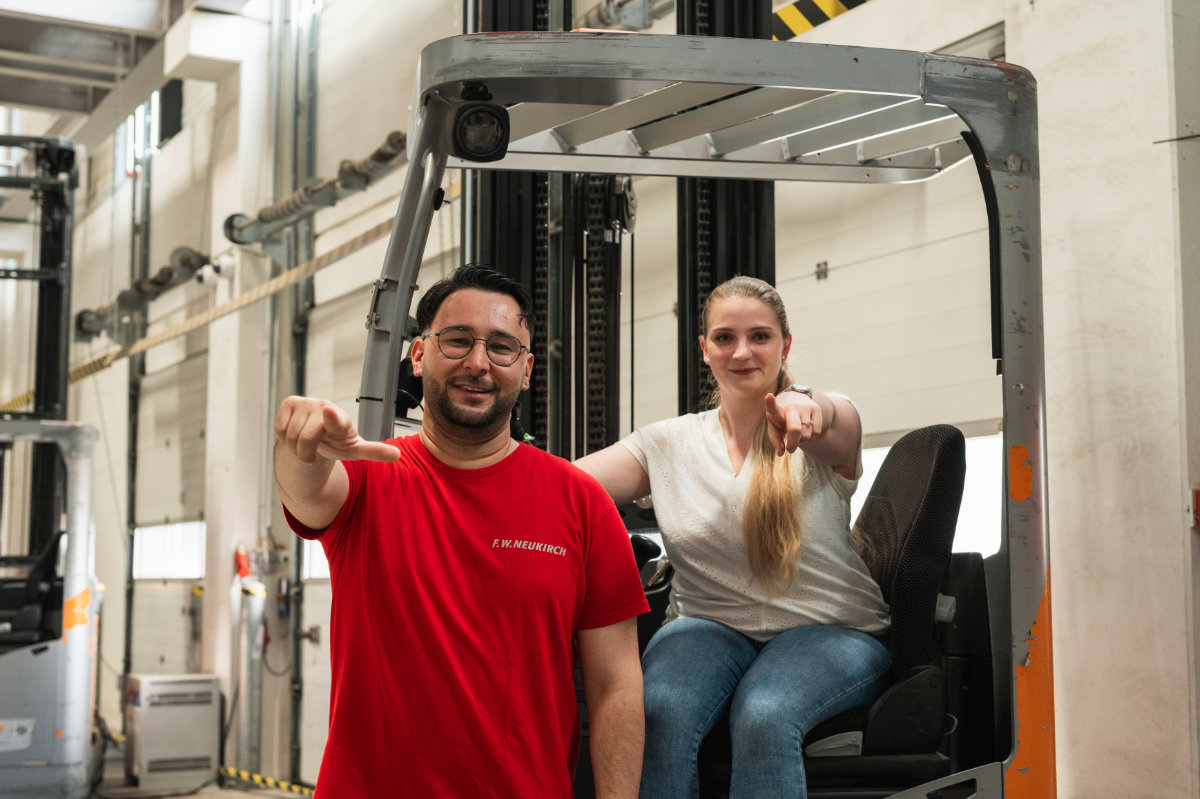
left=576, top=276, right=890, bottom=799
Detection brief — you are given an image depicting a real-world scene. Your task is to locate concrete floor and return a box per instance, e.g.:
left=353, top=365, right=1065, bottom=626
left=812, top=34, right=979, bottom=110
left=91, top=746, right=306, bottom=798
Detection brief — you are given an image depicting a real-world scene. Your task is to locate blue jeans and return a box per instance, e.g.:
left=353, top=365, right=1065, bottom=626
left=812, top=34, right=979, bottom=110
left=639, top=616, right=891, bottom=799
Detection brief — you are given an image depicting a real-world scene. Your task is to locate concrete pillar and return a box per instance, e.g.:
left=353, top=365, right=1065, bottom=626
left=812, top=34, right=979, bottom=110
left=166, top=8, right=273, bottom=769
left=1005, top=0, right=1199, bottom=795
left=1170, top=0, right=1200, bottom=789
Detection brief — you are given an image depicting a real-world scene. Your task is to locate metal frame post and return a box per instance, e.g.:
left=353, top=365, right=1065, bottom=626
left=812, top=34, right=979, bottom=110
left=357, top=103, right=451, bottom=441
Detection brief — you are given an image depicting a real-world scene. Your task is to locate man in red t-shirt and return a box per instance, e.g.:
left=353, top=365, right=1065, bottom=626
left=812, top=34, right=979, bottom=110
left=274, top=265, right=648, bottom=798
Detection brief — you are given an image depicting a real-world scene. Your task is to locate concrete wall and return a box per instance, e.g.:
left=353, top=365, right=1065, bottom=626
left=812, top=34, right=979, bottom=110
left=1008, top=0, right=1196, bottom=795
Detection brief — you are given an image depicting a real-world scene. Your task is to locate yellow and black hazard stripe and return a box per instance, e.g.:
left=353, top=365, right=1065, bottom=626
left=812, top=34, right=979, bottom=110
left=771, top=0, right=871, bottom=41
left=220, top=766, right=314, bottom=796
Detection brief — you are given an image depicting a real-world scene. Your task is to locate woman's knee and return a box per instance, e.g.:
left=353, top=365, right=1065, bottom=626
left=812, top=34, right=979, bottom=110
left=729, top=688, right=801, bottom=747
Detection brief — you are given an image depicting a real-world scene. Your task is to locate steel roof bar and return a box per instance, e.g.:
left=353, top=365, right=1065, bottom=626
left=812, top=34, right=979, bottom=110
left=783, top=98, right=957, bottom=158
left=708, top=91, right=911, bottom=156
left=629, top=86, right=826, bottom=153
left=550, top=81, right=751, bottom=150
left=507, top=102, right=607, bottom=142
left=857, top=114, right=968, bottom=161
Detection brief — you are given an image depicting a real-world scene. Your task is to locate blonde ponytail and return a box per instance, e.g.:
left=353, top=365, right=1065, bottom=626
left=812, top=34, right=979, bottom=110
left=742, top=370, right=806, bottom=595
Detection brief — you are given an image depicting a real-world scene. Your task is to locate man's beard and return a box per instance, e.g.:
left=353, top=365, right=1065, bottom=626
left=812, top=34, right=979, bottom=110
left=423, top=376, right=520, bottom=435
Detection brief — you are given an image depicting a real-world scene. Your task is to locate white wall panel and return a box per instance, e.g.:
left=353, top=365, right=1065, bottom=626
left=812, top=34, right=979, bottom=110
left=628, top=308, right=680, bottom=427
left=1008, top=1, right=1197, bottom=794
left=774, top=165, right=995, bottom=435
left=130, top=579, right=197, bottom=675
left=124, top=105, right=218, bottom=530
left=626, top=175, right=678, bottom=427
left=145, top=106, right=216, bottom=374
left=311, top=229, right=390, bottom=308
left=136, top=354, right=209, bottom=525
left=149, top=105, right=213, bottom=269
left=72, top=163, right=135, bottom=317
left=799, top=0, right=1002, bottom=53
left=297, top=581, right=331, bottom=786
left=304, top=288, right=375, bottom=408
left=312, top=178, right=463, bottom=308
left=311, top=0, right=459, bottom=241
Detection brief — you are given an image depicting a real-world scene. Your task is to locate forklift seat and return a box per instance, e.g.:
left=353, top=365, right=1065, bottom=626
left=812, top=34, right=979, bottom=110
left=0, top=531, right=65, bottom=648
left=699, top=424, right=967, bottom=798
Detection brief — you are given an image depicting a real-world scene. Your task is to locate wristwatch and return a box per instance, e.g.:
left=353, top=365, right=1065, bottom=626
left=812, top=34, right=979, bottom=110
left=783, top=383, right=813, bottom=398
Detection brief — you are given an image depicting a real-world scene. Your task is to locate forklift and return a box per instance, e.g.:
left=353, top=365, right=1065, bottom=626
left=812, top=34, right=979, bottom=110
left=0, top=137, right=103, bottom=799
left=357, top=27, right=1050, bottom=799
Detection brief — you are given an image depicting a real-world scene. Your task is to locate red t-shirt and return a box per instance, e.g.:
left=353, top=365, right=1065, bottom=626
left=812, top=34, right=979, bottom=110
left=284, top=436, right=648, bottom=798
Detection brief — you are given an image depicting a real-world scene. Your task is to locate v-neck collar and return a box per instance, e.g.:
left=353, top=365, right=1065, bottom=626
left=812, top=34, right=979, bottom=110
left=705, top=409, right=752, bottom=480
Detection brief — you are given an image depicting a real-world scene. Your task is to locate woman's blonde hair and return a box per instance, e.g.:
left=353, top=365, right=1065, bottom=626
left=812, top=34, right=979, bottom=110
left=702, top=276, right=806, bottom=594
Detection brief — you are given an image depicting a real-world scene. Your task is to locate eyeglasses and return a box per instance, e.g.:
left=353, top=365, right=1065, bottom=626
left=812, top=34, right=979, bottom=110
left=423, top=326, right=529, bottom=367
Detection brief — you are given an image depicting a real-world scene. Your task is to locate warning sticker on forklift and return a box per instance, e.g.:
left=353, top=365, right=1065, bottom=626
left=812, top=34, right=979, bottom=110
left=0, top=719, right=35, bottom=752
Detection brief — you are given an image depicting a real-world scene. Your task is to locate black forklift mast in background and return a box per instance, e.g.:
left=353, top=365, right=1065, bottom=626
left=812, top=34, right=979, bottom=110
left=0, top=136, right=77, bottom=556
left=676, top=0, right=776, bottom=415
left=469, top=2, right=556, bottom=455
left=469, top=0, right=632, bottom=460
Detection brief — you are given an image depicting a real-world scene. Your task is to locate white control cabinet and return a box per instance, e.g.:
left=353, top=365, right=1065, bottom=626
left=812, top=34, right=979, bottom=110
left=124, top=674, right=220, bottom=791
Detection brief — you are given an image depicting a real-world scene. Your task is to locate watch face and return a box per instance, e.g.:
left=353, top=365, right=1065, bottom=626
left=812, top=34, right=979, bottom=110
left=788, top=384, right=813, bottom=397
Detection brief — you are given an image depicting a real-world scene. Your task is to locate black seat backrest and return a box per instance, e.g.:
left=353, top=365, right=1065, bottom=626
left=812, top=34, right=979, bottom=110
left=22, top=530, right=65, bottom=605
left=0, top=531, right=64, bottom=645
left=852, top=424, right=966, bottom=679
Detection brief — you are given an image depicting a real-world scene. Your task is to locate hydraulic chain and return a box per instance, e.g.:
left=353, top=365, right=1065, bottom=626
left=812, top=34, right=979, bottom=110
left=694, top=178, right=717, bottom=405
left=531, top=174, right=550, bottom=446
left=584, top=174, right=610, bottom=454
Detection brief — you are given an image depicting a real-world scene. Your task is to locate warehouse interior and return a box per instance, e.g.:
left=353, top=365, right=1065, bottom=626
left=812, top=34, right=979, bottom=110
left=0, top=0, right=1197, bottom=797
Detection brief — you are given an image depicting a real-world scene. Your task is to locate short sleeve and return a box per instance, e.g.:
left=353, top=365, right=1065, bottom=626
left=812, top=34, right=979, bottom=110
left=280, top=453, right=375, bottom=564
left=578, top=486, right=650, bottom=630
left=617, top=428, right=651, bottom=472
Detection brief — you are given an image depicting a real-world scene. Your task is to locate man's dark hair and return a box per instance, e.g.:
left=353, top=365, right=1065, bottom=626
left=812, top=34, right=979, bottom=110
left=414, top=263, right=534, bottom=336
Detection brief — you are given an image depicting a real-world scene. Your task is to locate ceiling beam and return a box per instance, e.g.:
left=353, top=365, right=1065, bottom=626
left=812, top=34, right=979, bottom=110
left=0, top=0, right=164, bottom=36
left=0, top=15, right=138, bottom=73
left=0, top=47, right=126, bottom=76
left=71, top=39, right=165, bottom=151
left=0, top=62, right=117, bottom=91
left=0, top=78, right=99, bottom=115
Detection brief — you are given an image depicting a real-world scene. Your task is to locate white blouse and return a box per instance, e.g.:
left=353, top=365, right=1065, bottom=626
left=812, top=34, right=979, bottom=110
left=620, top=408, right=890, bottom=641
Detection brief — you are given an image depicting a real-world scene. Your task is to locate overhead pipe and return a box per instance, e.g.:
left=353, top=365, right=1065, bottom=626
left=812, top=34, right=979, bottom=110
left=73, top=246, right=213, bottom=345
left=224, top=130, right=407, bottom=245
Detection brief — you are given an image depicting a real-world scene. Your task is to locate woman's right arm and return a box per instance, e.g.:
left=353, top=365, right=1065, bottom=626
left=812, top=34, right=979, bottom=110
left=575, top=444, right=652, bottom=506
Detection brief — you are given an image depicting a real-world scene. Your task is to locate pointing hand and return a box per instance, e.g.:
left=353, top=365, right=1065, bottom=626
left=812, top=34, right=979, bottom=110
left=274, top=396, right=401, bottom=464
left=763, top=392, right=822, bottom=457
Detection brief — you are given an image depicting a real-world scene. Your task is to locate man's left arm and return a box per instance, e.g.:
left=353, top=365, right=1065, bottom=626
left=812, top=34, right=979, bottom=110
left=578, top=618, right=644, bottom=799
